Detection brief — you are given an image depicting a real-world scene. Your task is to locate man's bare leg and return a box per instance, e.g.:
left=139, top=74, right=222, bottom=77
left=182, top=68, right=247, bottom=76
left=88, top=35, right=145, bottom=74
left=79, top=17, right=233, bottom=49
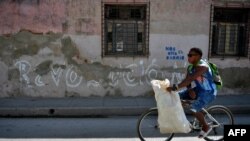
left=193, top=111, right=209, bottom=131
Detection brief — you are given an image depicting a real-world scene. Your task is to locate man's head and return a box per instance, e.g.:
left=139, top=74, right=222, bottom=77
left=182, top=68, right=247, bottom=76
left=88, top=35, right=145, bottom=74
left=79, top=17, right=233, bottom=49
left=188, top=47, right=202, bottom=64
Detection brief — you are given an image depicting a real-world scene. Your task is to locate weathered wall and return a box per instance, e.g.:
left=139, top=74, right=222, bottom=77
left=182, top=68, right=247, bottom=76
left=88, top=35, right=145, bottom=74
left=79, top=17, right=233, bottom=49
left=0, top=0, right=65, bottom=34
left=0, top=0, right=249, bottom=97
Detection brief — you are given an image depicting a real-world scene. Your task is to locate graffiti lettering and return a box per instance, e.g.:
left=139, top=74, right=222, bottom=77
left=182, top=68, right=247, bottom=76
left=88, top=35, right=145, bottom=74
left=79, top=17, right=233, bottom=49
left=108, top=72, right=120, bottom=87
left=51, top=67, right=63, bottom=86
left=35, top=75, right=45, bottom=87
left=166, top=46, right=185, bottom=60
left=15, top=60, right=32, bottom=87
left=65, top=66, right=83, bottom=88
left=171, top=72, right=186, bottom=84
left=14, top=58, right=186, bottom=89
left=87, top=80, right=101, bottom=88
left=106, top=59, right=183, bottom=87
left=123, top=64, right=138, bottom=87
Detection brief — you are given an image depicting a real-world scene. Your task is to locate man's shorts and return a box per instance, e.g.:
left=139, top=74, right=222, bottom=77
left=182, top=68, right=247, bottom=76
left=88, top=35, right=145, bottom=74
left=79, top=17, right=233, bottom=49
left=179, top=88, right=216, bottom=113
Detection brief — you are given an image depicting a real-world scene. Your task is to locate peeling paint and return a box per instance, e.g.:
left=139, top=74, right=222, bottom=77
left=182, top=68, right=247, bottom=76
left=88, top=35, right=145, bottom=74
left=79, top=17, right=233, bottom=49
left=35, top=60, right=52, bottom=75
left=61, top=37, right=79, bottom=65
left=0, top=30, right=62, bottom=65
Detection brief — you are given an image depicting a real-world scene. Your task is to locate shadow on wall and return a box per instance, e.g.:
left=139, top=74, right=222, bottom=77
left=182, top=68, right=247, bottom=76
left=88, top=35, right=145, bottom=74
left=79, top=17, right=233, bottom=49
left=219, top=67, right=250, bottom=94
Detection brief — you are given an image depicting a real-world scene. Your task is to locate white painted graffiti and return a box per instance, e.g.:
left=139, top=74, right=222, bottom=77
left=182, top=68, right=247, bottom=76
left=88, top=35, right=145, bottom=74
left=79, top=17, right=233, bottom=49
left=65, top=65, right=83, bottom=88
left=171, top=72, right=186, bottom=84
left=108, top=72, right=120, bottom=87
left=87, top=80, right=102, bottom=88
left=123, top=63, right=138, bottom=87
left=15, top=60, right=32, bottom=87
left=14, top=59, right=186, bottom=89
left=35, top=75, right=45, bottom=87
left=51, top=67, right=63, bottom=86
left=15, top=60, right=83, bottom=88
left=170, top=62, right=186, bottom=84
left=107, top=59, right=185, bottom=87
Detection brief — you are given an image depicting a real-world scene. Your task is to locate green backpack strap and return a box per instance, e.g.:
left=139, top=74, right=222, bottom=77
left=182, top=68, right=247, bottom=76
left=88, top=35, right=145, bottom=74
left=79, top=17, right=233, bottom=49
left=187, top=65, right=193, bottom=73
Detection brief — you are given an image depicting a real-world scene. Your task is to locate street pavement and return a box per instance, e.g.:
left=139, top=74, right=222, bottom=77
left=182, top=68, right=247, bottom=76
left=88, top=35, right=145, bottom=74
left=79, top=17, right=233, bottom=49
left=0, top=138, right=213, bottom=141
left=0, top=94, right=249, bottom=140
left=0, top=114, right=250, bottom=141
left=0, top=138, right=210, bottom=141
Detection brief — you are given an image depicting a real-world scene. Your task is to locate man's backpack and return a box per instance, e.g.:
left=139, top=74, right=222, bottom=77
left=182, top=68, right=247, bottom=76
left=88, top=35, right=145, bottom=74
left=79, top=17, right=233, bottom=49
left=187, top=61, right=223, bottom=89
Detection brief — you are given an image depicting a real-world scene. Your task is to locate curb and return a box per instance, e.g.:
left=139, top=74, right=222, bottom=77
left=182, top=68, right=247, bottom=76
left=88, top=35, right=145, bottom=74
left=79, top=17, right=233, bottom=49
left=226, top=105, right=250, bottom=114
left=0, top=107, right=150, bottom=117
left=0, top=105, right=249, bottom=117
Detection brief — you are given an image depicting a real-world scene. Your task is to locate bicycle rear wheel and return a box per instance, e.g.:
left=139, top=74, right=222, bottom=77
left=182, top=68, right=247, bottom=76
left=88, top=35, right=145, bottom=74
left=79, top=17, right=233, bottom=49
left=204, top=105, right=234, bottom=141
left=137, top=108, right=174, bottom=141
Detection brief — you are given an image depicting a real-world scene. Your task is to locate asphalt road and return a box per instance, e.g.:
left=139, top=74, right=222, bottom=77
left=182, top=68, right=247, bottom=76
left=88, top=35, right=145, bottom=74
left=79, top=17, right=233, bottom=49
left=0, top=114, right=250, bottom=141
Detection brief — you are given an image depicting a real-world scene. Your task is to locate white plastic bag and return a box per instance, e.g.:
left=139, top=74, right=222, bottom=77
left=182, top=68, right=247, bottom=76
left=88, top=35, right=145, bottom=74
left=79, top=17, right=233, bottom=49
left=151, top=79, right=191, bottom=134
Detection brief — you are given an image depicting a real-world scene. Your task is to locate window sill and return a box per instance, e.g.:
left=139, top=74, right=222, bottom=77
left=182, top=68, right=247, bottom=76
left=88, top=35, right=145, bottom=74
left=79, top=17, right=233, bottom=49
left=103, top=54, right=149, bottom=58
left=209, top=55, right=249, bottom=60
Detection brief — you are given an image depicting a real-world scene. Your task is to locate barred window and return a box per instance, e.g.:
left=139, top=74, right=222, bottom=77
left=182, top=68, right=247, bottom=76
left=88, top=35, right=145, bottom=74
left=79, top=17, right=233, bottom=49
left=102, top=4, right=149, bottom=57
left=211, top=8, right=249, bottom=57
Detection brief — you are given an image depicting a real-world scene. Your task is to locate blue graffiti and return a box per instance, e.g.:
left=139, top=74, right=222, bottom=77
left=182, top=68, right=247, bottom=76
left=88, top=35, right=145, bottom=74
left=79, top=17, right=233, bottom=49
left=165, top=46, right=185, bottom=60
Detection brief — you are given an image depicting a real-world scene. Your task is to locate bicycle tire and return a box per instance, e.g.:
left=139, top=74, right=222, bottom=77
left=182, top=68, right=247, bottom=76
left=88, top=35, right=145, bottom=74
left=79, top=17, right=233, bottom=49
left=137, top=108, right=175, bottom=141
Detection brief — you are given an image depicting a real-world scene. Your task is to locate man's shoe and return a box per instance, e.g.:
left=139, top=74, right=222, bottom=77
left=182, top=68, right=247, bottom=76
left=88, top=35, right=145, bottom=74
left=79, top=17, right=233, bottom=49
left=198, top=126, right=212, bottom=138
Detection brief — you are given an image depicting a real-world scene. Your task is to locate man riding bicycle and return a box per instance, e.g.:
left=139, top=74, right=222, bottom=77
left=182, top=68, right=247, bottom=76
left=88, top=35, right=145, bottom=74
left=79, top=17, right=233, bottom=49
left=167, top=47, right=217, bottom=138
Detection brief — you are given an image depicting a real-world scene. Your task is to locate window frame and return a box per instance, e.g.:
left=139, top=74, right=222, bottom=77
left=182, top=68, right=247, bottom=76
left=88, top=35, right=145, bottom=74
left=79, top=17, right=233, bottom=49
left=101, top=1, right=150, bottom=57
left=209, top=3, right=250, bottom=59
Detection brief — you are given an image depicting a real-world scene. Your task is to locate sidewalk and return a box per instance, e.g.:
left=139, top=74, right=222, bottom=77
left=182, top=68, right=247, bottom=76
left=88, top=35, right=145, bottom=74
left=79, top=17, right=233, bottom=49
left=0, top=95, right=249, bottom=117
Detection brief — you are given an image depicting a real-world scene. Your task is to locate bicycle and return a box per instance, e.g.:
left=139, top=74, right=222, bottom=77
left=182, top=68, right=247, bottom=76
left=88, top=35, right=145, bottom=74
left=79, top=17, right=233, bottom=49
left=137, top=100, right=234, bottom=141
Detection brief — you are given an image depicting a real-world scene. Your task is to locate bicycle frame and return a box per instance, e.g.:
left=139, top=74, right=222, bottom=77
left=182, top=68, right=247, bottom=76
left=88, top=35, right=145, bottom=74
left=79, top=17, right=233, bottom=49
left=190, top=108, right=221, bottom=131
left=202, top=108, right=221, bottom=128
left=181, top=100, right=221, bottom=130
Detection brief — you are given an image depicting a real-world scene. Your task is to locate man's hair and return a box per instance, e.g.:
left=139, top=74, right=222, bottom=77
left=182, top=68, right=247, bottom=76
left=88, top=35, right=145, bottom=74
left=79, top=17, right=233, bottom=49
left=190, top=47, right=202, bottom=57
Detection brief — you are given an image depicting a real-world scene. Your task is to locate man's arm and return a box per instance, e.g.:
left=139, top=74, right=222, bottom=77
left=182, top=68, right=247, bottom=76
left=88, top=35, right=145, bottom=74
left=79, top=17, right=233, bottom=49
left=178, top=66, right=207, bottom=89
left=166, top=66, right=207, bottom=92
left=186, top=72, right=191, bottom=89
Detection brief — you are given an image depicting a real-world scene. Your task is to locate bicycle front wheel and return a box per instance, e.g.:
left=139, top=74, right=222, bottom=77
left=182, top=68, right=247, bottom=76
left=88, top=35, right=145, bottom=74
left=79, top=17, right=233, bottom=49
left=137, top=108, right=174, bottom=141
left=204, top=105, right=234, bottom=141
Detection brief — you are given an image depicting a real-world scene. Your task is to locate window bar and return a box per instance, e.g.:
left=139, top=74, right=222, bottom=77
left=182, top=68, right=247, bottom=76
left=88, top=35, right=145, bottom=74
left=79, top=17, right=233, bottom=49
left=113, top=22, right=116, bottom=55
left=208, top=4, right=214, bottom=59
left=101, top=1, right=104, bottom=57
left=123, top=23, right=126, bottom=56
left=248, top=10, right=250, bottom=59
left=237, top=24, right=241, bottom=59
left=146, top=1, right=150, bottom=57
left=223, top=24, right=227, bottom=59
left=136, top=21, right=138, bottom=56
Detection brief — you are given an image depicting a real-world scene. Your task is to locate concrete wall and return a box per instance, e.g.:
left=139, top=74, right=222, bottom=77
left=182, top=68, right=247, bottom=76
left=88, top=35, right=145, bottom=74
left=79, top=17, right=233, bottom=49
left=0, top=0, right=249, bottom=97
